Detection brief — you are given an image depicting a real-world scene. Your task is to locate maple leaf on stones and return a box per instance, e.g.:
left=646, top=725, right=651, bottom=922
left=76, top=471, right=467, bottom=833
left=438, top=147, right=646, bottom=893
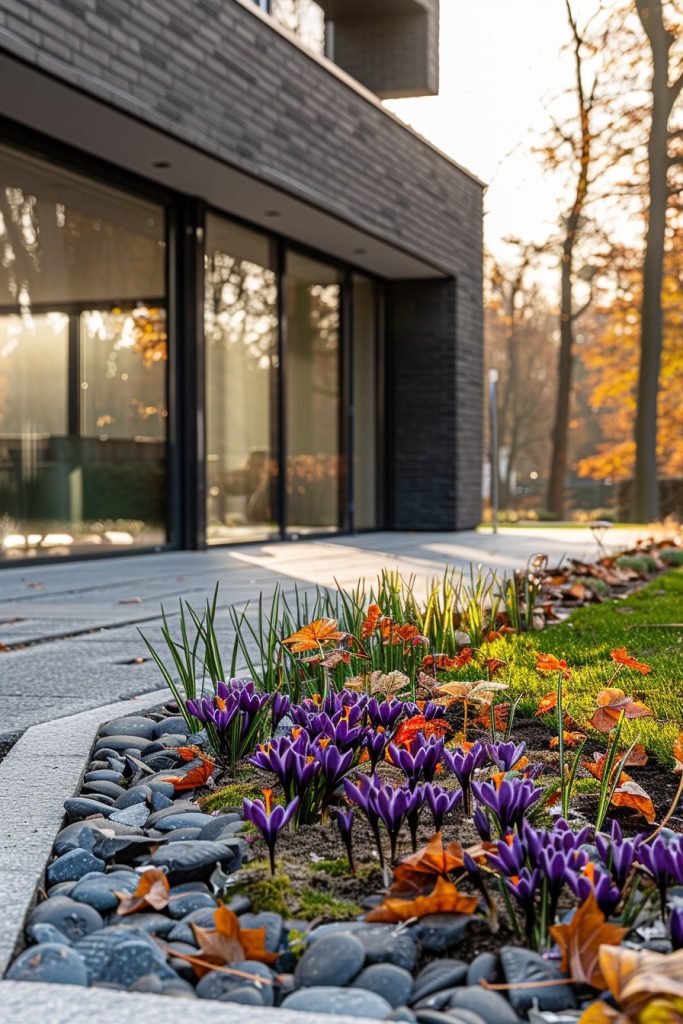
left=549, top=892, right=627, bottom=989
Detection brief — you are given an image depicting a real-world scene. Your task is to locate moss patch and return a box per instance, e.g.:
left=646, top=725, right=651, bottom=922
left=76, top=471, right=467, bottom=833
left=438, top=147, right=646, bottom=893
left=198, top=780, right=262, bottom=814
left=298, top=889, right=363, bottom=921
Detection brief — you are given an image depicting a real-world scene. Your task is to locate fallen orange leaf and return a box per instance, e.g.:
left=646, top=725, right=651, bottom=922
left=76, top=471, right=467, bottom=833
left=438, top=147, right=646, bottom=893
left=535, top=691, right=560, bottom=716
left=366, top=874, right=479, bottom=923
left=673, top=733, right=683, bottom=772
left=115, top=868, right=170, bottom=916
left=393, top=715, right=451, bottom=749
left=549, top=892, right=627, bottom=989
left=192, top=905, right=278, bottom=978
left=167, top=759, right=215, bottom=791
left=610, top=648, right=652, bottom=674
left=550, top=731, right=587, bottom=749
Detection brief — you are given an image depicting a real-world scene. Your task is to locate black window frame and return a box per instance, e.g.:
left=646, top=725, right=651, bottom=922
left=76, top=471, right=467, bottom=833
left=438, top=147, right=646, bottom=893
left=0, top=121, right=387, bottom=568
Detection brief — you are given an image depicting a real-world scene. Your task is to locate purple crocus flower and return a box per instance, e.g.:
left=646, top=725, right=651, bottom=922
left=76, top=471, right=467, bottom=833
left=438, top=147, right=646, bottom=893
left=313, top=740, right=355, bottom=796
left=486, top=740, right=527, bottom=772
left=403, top=701, right=448, bottom=721
left=321, top=713, right=365, bottom=752
left=566, top=864, right=621, bottom=917
left=367, top=697, right=404, bottom=732
left=471, top=777, right=544, bottom=835
left=335, top=807, right=356, bottom=873
left=248, top=736, right=299, bottom=799
left=388, top=733, right=445, bottom=788
left=506, top=867, right=540, bottom=944
left=638, top=835, right=683, bottom=917
left=442, top=742, right=488, bottom=815
left=670, top=907, right=683, bottom=950
left=363, top=728, right=390, bottom=770
left=243, top=790, right=299, bottom=873
left=488, top=833, right=527, bottom=877
left=271, top=692, right=292, bottom=730
left=595, top=819, right=641, bottom=889
left=424, top=783, right=463, bottom=831
left=473, top=806, right=492, bottom=841
left=372, top=783, right=414, bottom=861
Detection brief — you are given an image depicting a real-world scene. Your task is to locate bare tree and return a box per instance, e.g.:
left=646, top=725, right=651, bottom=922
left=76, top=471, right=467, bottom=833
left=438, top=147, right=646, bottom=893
left=545, top=1, right=600, bottom=520
left=632, top=0, right=683, bottom=521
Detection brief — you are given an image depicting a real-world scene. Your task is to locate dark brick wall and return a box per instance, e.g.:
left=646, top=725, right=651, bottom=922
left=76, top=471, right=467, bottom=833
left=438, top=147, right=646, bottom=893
left=328, top=0, right=439, bottom=99
left=0, top=0, right=483, bottom=531
left=387, top=278, right=482, bottom=532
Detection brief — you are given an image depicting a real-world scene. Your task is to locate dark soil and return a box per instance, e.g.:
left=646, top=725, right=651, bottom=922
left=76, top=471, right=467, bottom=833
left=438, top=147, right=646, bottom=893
left=208, top=705, right=680, bottom=942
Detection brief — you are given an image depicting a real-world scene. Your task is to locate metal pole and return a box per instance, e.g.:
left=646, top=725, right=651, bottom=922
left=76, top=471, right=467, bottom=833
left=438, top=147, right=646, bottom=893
left=489, top=369, right=499, bottom=534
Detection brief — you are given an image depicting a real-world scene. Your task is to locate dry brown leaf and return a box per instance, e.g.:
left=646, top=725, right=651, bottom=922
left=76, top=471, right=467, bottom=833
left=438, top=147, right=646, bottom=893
left=550, top=731, right=587, bottom=749
left=673, top=733, right=683, bottom=772
left=549, top=892, right=627, bottom=989
left=535, top=691, right=560, bottom=716
left=589, top=690, right=654, bottom=733
left=366, top=875, right=479, bottom=923
left=115, top=868, right=170, bottom=915
left=166, top=759, right=215, bottom=791
left=590, top=943, right=683, bottom=1022
left=611, top=780, right=656, bottom=823
left=191, top=905, right=278, bottom=977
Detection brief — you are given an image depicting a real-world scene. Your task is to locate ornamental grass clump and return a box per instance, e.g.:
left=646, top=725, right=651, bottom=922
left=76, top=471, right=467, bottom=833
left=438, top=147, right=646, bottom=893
left=185, top=679, right=284, bottom=769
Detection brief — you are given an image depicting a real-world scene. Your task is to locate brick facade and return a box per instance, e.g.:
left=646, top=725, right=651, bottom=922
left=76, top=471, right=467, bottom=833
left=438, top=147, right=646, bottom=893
left=0, top=0, right=483, bottom=532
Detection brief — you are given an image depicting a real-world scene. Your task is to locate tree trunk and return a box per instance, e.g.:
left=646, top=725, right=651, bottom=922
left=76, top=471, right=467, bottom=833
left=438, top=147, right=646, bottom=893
left=633, top=0, right=675, bottom=523
left=547, top=254, right=575, bottom=518
left=546, top=1, right=592, bottom=520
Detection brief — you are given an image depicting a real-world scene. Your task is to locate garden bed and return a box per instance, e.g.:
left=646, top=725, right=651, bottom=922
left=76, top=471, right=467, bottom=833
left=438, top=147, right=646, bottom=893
left=6, top=547, right=683, bottom=1023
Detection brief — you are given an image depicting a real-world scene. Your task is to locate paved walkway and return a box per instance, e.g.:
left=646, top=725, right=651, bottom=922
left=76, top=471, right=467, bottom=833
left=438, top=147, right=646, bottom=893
left=0, top=527, right=647, bottom=737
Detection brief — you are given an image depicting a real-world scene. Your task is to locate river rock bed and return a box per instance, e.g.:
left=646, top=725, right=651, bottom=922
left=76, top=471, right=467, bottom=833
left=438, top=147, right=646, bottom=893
left=6, top=706, right=678, bottom=1022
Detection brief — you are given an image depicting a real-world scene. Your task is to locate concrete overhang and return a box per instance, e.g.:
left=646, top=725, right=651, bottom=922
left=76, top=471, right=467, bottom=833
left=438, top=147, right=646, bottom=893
left=317, top=0, right=431, bottom=16
left=0, top=52, right=446, bottom=281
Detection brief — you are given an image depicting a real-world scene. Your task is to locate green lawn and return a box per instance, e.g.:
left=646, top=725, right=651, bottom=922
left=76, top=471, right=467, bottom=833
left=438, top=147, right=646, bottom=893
left=480, top=569, right=683, bottom=766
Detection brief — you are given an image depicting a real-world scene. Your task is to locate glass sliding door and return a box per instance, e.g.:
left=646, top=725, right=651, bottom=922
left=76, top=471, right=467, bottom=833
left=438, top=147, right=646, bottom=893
left=0, top=144, right=168, bottom=560
left=285, top=251, right=342, bottom=535
left=352, top=274, right=379, bottom=530
left=205, top=216, right=279, bottom=543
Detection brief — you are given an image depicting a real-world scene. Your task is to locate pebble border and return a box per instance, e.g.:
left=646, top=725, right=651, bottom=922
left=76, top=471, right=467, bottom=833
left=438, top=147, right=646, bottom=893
left=0, top=691, right=377, bottom=1024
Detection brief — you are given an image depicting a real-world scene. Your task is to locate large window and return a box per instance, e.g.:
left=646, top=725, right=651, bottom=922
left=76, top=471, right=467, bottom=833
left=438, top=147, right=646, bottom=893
left=286, top=252, right=342, bottom=535
left=0, top=145, right=168, bottom=560
left=205, top=216, right=279, bottom=544
left=353, top=274, right=379, bottom=530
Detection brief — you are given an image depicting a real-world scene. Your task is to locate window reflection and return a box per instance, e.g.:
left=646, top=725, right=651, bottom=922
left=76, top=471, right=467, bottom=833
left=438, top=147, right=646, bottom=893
left=353, top=275, right=379, bottom=530
left=286, top=252, right=342, bottom=534
left=205, top=216, right=279, bottom=543
left=0, top=144, right=168, bottom=559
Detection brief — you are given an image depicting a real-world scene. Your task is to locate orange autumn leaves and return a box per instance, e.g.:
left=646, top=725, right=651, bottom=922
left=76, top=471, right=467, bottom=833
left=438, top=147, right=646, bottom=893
left=366, top=834, right=483, bottom=924
left=578, top=945, right=683, bottom=1024
left=550, top=892, right=627, bottom=990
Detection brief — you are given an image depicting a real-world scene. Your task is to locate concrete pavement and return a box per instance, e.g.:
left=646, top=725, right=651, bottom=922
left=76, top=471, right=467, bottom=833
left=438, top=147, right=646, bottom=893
left=0, top=527, right=647, bottom=738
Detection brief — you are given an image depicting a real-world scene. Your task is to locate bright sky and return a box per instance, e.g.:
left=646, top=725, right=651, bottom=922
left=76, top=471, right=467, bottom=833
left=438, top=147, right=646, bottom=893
left=386, top=0, right=602, bottom=258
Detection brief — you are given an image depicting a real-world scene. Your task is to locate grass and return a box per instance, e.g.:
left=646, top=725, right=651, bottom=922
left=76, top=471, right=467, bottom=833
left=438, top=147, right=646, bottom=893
left=198, top=779, right=262, bottom=814
left=297, top=889, right=363, bottom=921
left=476, top=569, right=683, bottom=766
left=477, top=522, right=650, bottom=530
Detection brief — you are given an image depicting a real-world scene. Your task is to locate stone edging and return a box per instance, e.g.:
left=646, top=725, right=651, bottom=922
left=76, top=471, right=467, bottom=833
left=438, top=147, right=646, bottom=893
left=0, top=692, right=378, bottom=1024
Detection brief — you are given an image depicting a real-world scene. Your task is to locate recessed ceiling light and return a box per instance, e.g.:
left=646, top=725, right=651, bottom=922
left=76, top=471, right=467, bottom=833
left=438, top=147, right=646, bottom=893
left=152, top=161, right=171, bottom=169
left=265, top=210, right=281, bottom=218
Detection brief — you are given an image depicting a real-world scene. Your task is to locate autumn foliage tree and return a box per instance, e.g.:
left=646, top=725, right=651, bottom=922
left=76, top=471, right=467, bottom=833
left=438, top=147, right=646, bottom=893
left=576, top=229, right=683, bottom=487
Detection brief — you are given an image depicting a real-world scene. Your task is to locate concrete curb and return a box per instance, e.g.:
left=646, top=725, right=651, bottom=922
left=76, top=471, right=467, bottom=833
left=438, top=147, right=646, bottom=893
left=0, top=693, right=381, bottom=1024
left=0, top=980, right=382, bottom=1024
